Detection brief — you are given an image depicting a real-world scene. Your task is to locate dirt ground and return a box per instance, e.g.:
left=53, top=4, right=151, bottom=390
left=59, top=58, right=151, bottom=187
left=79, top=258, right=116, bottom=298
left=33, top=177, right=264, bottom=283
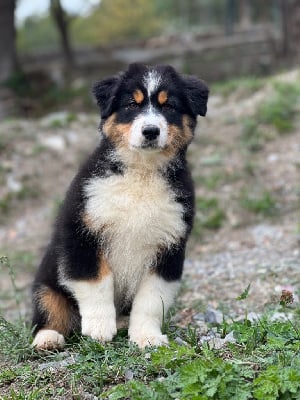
left=0, top=69, right=299, bottom=325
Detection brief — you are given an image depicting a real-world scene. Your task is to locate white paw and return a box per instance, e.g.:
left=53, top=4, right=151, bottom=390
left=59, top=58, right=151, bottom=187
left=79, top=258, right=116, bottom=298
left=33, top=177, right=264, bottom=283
left=81, top=315, right=117, bottom=343
left=130, top=332, right=169, bottom=349
left=32, top=329, right=65, bottom=350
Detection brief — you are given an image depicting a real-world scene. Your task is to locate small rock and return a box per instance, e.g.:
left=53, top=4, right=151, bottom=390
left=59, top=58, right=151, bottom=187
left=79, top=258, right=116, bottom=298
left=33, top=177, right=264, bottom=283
left=6, top=176, right=22, bottom=192
left=245, top=312, right=260, bottom=322
left=204, top=308, right=223, bottom=325
left=125, top=369, right=134, bottom=381
left=208, top=331, right=236, bottom=349
left=224, top=331, right=236, bottom=344
left=193, top=312, right=205, bottom=322
left=207, top=337, right=224, bottom=349
left=40, top=111, right=70, bottom=127
left=267, top=153, right=279, bottom=163
left=65, top=130, right=79, bottom=144
left=81, top=392, right=98, bottom=400
left=38, top=354, right=78, bottom=371
left=192, top=315, right=208, bottom=335
left=270, top=312, right=294, bottom=322
left=174, top=336, right=188, bottom=346
left=250, top=224, right=283, bottom=245
left=39, top=135, right=66, bottom=152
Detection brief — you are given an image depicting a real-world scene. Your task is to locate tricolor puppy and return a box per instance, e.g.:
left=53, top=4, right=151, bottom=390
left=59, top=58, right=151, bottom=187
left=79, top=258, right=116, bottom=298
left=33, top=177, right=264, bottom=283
left=32, top=63, right=209, bottom=350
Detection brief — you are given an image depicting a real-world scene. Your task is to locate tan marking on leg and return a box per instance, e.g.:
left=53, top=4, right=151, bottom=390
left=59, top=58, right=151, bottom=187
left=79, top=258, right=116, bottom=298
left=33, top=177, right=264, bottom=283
left=98, top=254, right=111, bottom=280
left=133, top=89, right=144, bottom=104
left=38, top=286, right=72, bottom=336
left=158, top=90, right=168, bottom=105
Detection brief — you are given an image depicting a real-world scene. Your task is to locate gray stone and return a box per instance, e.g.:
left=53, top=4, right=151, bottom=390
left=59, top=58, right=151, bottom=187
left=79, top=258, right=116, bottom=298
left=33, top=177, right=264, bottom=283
left=204, top=308, right=223, bottom=325
left=38, top=354, right=78, bottom=371
left=207, top=331, right=236, bottom=349
left=174, top=336, right=188, bottom=346
left=125, top=369, right=134, bottom=381
left=39, top=135, right=66, bottom=152
left=40, top=111, right=70, bottom=127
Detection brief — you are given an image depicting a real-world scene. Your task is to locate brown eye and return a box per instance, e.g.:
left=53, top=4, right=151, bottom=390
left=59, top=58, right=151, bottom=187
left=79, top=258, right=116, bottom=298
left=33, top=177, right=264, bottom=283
left=162, top=103, right=175, bottom=111
left=126, top=101, right=138, bottom=110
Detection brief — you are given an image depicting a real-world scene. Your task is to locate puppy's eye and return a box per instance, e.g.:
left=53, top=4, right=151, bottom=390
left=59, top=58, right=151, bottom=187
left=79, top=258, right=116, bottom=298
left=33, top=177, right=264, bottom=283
left=126, top=101, right=139, bottom=110
left=162, top=103, right=175, bottom=111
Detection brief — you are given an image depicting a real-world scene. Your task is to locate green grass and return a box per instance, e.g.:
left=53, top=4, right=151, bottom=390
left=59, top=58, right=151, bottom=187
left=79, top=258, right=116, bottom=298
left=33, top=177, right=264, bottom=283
left=193, top=196, right=226, bottom=236
left=212, top=76, right=265, bottom=98
left=240, top=119, right=267, bottom=152
left=1, top=305, right=299, bottom=399
left=194, top=170, right=241, bottom=191
left=0, top=257, right=299, bottom=399
left=240, top=80, right=300, bottom=152
left=239, top=189, right=277, bottom=217
left=258, top=82, right=300, bottom=133
left=0, top=185, right=40, bottom=224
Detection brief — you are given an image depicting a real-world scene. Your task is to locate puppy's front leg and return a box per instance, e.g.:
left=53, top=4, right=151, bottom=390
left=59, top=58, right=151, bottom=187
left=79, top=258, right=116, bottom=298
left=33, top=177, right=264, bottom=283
left=65, top=262, right=117, bottom=343
left=129, top=272, right=179, bottom=348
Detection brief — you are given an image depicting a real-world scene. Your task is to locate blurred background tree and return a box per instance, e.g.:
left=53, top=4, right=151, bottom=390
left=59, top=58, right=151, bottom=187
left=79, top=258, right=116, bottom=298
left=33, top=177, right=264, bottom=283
left=16, top=0, right=294, bottom=52
left=50, top=0, right=74, bottom=68
left=72, top=0, right=162, bottom=45
left=1, top=0, right=299, bottom=116
left=0, top=0, right=19, bottom=82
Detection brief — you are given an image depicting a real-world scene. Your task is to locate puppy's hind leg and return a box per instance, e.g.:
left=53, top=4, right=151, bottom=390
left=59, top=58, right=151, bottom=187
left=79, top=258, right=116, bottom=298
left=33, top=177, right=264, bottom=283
left=32, top=285, right=75, bottom=350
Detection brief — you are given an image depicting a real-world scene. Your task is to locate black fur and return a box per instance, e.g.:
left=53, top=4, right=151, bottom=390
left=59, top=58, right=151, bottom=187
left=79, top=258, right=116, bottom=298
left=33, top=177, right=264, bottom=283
left=32, top=63, right=208, bottom=341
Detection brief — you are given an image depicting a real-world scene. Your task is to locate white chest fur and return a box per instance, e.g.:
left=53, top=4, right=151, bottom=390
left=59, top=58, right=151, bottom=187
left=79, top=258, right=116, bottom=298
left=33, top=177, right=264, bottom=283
left=83, top=169, right=186, bottom=308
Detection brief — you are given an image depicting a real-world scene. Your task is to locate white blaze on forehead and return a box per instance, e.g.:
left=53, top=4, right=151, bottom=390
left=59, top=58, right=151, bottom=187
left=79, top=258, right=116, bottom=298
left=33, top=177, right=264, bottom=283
left=143, top=70, right=162, bottom=96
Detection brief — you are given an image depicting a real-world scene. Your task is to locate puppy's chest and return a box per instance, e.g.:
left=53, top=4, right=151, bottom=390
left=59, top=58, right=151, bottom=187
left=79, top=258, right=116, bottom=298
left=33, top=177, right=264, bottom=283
left=83, top=170, right=186, bottom=269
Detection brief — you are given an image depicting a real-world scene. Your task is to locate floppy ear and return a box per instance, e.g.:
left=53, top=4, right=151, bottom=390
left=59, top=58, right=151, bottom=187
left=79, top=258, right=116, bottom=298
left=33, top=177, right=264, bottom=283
left=183, top=75, right=209, bottom=117
left=92, top=75, right=121, bottom=118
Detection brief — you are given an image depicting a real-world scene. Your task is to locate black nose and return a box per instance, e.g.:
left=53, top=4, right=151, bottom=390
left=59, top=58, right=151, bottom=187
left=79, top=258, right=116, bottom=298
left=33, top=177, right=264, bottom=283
left=142, top=125, right=160, bottom=141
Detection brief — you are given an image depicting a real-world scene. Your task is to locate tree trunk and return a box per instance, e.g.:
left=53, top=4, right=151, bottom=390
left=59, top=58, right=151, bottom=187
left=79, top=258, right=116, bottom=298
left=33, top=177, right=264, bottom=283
left=280, top=0, right=292, bottom=55
left=239, top=0, right=251, bottom=29
left=0, top=0, right=18, bottom=82
left=50, top=0, right=74, bottom=69
left=225, top=0, right=236, bottom=35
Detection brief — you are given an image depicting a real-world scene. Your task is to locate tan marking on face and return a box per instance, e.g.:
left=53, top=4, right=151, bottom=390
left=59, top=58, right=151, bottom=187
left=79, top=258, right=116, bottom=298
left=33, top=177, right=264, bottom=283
left=103, top=113, right=132, bottom=148
left=158, top=90, right=168, bottom=105
left=133, top=89, right=144, bottom=104
left=38, top=287, right=72, bottom=336
left=163, top=115, right=193, bottom=158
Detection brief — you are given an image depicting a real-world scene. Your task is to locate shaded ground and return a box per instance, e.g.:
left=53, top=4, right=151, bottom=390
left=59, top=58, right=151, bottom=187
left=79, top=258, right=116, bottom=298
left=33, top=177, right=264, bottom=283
left=0, top=69, right=299, bottom=325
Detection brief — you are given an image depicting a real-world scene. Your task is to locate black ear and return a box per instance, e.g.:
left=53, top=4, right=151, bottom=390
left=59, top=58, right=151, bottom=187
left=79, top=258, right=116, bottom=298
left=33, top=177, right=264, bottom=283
left=183, top=75, right=209, bottom=117
left=92, top=75, right=121, bottom=118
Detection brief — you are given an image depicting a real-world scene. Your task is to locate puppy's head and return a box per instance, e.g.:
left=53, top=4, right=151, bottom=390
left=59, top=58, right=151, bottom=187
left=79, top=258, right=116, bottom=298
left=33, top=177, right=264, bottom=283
left=93, top=63, right=209, bottom=157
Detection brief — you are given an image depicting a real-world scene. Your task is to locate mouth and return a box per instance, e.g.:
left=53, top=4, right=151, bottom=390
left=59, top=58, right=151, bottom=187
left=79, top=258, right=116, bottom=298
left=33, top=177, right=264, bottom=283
left=132, top=144, right=161, bottom=152
left=131, top=139, right=163, bottom=151
left=141, top=141, right=159, bottom=150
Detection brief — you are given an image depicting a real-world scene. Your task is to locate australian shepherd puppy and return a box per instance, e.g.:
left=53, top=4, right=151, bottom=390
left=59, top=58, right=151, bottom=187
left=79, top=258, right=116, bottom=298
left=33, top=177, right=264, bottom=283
left=32, top=63, right=209, bottom=350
